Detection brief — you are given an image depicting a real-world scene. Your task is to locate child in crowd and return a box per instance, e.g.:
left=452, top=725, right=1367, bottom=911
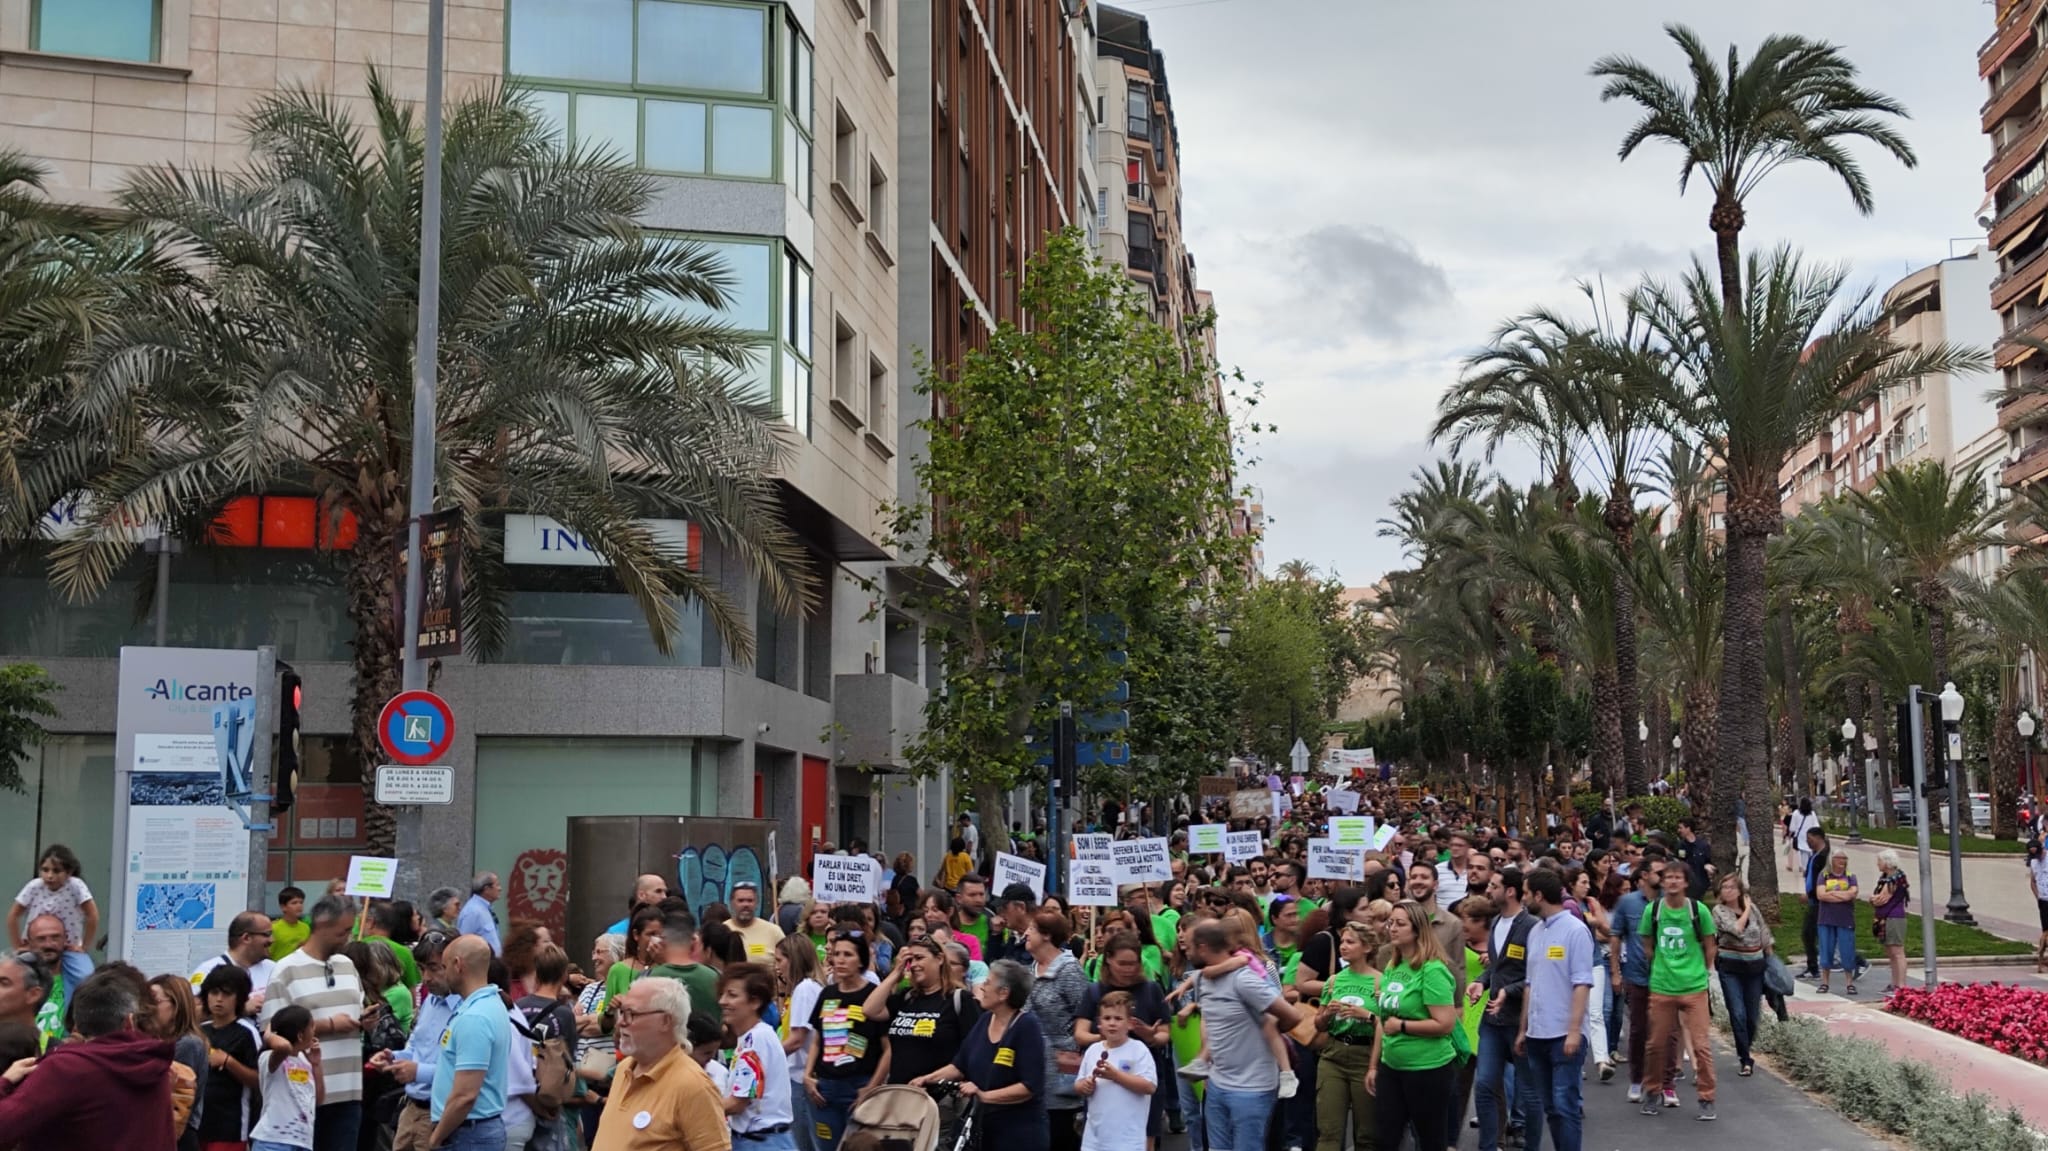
left=250, top=1006, right=321, bottom=1151
left=198, top=964, right=262, bottom=1150
left=9, top=844, right=98, bottom=986
left=688, top=1012, right=729, bottom=1095
left=1171, top=907, right=1297, bottom=1096
left=1076, top=992, right=1158, bottom=1151
left=269, top=887, right=309, bottom=963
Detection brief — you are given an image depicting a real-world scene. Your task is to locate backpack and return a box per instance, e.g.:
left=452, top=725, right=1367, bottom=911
left=513, top=1001, right=576, bottom=1117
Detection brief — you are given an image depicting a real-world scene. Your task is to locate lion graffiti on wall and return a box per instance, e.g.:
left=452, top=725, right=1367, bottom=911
left=508, top=848, right=569, bottom=941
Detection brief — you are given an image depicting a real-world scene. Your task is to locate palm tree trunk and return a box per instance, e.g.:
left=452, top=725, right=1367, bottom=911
left=1778, top=604, right=1810, bottom=797
left=1710, top=192, right=1745, bottom=319
left=1592, top=666, right=1624, bottom=795
left=1994, top=678, right=2021, bottom=840
left=1682, top=679, right=1717, bottom=810
left=347, top=529, right=404, bottom=856
left=1608, top=495, right=1645, bottom=796
left=1719, top=491, right=1780, bottom=917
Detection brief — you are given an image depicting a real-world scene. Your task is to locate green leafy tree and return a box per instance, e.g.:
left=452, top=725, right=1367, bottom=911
left=0, top=663, right=60, bottom=794
left=1122, top=597, right=1234, bottom=803
left=1226, top=579, right=1327, bottom=764
left=52, top=76, right=810, bottom=851
left=1592, top=24, right=1917, bottom=314
left=890, top=232, right=1244, bottom=853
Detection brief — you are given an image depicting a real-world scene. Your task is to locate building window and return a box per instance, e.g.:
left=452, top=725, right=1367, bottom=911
left=1126, top=83, right=1151, bottom=139
left=782, top=22, right=814, bottom=209
left=1130, top=216, right=1155, bottom=272
left=866, top=352, right=892, bottom=453
left=832, top=103, right=863, bottom=219
left=34, top=0, right=157, bottom=62
left=648, top=232, right=811, bottom=431
left=831, top=314, right=864, bottom=426
left=510, top=0, right=788, bottom=183
left=867, top=156, right=889, bottom=241
left=781, top=248, right=813, bottom=436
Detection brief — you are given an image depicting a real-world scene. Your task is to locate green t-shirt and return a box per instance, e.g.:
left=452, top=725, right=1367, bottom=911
left=34, top=969, right=64, bottom=1047
left=382, top=983, right=414, bottom=1032
left=1294, top=898, right=1323, bottom=923
left=1150, top=910, right=1181, bottom=950
left=1320, top=965, right=1378, bottom=1041
left=1169, top=1004, right=1205, bottom=1102
left=376, top=936, right=421, bottom=989
left=270, top=918, right=310, bottom=963
left=1371, top=958, right=1456, bottom=1071
left=1639, top=898, right=1715, bottom=996
left=647, top=962, right=720, bottom=1017
left=1460, top=947, right=1485, bottom=1051
left=604, top=958, right=640, bottom=1008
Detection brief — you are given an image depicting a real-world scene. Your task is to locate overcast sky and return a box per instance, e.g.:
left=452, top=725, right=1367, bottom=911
left=1123, top=0, right=1997, bottom=587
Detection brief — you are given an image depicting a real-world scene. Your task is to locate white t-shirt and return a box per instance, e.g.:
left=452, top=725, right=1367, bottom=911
left=1790, top=811, right=1822, bottom=870
left=13, top=877, right=92, bottom=947
left=191, top=953, right=277, bottom=1007
left=1435, top=861, right=1469, bottom=911
left=250, top=1049, right=318, bottom=1148
left=785, top=979, right=822, bottom=1079
left=703, top=1058, right=728, bottom=1096
left=504, top=1002, right=536, bottom=1131
left=1079, top=1039, right=1157, bottom=1151
left=2028, top=855, right=2048, bottom=899
left=728, top=1020, right=794, bottom=1133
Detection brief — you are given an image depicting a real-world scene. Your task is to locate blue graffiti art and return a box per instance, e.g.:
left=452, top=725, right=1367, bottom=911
left=677, top=843, right=766, bottom=917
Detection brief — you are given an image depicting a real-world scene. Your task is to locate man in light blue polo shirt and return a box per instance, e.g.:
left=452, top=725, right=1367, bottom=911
left=368, top=932, right=465, bottom=1151
left=1515, top=868, right=1593, bottom=1151
left=428, top=935, right=511, bottom=1151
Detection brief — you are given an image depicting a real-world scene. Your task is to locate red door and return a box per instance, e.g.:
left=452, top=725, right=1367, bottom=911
left=801, top=756, right=829, bottom=869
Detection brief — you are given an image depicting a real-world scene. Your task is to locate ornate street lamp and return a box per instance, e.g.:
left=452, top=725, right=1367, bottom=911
left=1841, top=718, right=1861, bottom=844
left=1939, top=682, right=1973, bottom=925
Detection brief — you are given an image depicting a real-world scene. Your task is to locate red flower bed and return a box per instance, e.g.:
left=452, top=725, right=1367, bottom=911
left=1886, top=982, right=2048, bottom=1064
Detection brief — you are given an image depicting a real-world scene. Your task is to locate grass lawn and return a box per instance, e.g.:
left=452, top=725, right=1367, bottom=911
left=1770, top=894, right=2032, bottom=959
left=1825, top=825, right=2030, bottom=855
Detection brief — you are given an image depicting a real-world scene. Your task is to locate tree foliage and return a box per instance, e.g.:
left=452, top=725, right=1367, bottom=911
left=0, top=663, right=60, bottom=794
left=890, top=232, right=1247, bottom=829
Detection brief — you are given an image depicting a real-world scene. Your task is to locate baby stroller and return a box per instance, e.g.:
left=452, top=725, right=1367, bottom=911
left=842, top=1082, right=977, bottom=1151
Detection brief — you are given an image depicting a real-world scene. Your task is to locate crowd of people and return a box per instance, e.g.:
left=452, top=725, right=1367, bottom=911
left=1, top=775, right=2033, bottom=1151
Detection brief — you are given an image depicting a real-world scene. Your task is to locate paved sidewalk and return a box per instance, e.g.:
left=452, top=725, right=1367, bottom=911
left=1575, top=1039, right=1879, bottom=1151
left=1832, top=839, right=2044, bottom=947
left=1786, top=992, right=2048, bottom=1132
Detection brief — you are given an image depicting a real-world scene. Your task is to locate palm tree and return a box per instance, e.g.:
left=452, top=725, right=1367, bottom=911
left=53, top=76, right=812, bottom=851
left=1276, top=558, right=1318, bottom=584
left=1636, top=506, right=1721, bottom=807
left=1632, top=248, right=1985, bottom=914
left=0, top=151, right=144, bottom=537
left=1776, top=501, right=1896, bottom=821
left=1434, top=317, right=1582, bottom=510
left=1592, top=25, right=1917, bottom=315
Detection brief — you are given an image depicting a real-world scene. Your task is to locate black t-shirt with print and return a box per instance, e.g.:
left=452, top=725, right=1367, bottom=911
left=884, top=986, right=981, bottom=1084
left=809, top=984, right=889, bottom=1080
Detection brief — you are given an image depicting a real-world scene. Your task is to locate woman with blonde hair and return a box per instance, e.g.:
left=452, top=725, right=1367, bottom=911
left=1872, top=849, right=1913, bottom=991
left=774, top=931, right=824, bottom=1149
left=1712, top=872, right=1769, bottom=1077
left=1365, top=900, right=1460, bottom=1151
left=1313, top=920, right=1383, bottom=1151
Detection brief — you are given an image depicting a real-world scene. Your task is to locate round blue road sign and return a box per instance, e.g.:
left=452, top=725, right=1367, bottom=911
left=377, top=690, right=455, bottom=766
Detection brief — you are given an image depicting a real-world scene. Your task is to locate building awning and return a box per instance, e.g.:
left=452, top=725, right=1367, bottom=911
left=2004, top=215, right=2044, bottom=258
left=2014, top=344, right=2040, bottom=367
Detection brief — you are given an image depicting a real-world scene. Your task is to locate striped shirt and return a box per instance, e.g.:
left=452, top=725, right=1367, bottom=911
left=262, top=948, right=365, bottom=1103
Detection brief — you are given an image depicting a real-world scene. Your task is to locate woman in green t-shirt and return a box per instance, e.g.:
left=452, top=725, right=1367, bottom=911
left=1314, top=921, right=1384, bottom=1151
left=1365, top=900, right=1460, bottom=1151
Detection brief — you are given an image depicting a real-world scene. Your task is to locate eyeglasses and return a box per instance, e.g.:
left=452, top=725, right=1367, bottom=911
left=322, top=959, right=335, bottom=988
left=614, top=1007, right=670, bottom=1024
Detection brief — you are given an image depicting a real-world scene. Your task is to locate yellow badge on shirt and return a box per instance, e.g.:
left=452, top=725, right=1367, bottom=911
left=994, top=1047, right=1015, bottom=1067
left=912, top=1019, right=936, bottom=1037
left=1545, top=946, right=1565, bottom=960
left=1505, top=944, right=1525, bottom=960
left=440, top=1028, right=453, bottom=1048
left=287, top=1067, right=312, bottom=1084
left=847, top=1006, right=865, bottom=1023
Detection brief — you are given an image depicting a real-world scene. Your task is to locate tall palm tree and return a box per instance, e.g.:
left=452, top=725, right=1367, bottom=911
left=1632, top=249, right=1984, bottom=913
left=1776, top=501, right=1896, bottom=821
left=0, top=151, right=146, bottom=536
left=53, top=76, right=812, bottom=851
left=1433, top=324, right=1583, bottom=510
left=1636, top=506, right=1721, bottom=805
left=1276, top=558, right=1319, bottom=584
left=1592, top=25, right=1917, bottom=315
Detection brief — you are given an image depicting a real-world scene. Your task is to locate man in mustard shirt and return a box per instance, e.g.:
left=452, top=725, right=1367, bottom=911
left=594, top=976, right=731, bottom=1150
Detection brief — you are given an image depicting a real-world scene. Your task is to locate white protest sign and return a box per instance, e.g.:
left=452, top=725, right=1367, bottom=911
left=1327, top=788, right=1360, bottom=815
left=1109, top=837, right=1172, bottom=884
left=1187, top=824, right=1228, bottom=854
left=1223, top=830, right=1264, bottom=862
left=1372, top=822, right=1398, bottom=851
left=1273, top=793, right=1293, bottom=822
left=1328, top=816, right=1372, bottom=848
left=344, top=855, right=399, bottom=898
left=1071, top=833, right=1113, bottom=858
left=811, top=854, right=880, bottom=903
left=1069, top=857, right=1119, bottom=907
left=1306, top=837, right=1366, bottom=882
left=992, top=852, right=1048, bottom=901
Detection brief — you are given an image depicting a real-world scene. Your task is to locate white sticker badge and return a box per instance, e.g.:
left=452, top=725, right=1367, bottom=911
left=633, top=1111, right=653, bottom=1130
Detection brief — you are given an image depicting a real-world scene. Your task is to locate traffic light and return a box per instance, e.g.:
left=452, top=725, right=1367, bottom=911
left=275, top=668, right=302, bottom=813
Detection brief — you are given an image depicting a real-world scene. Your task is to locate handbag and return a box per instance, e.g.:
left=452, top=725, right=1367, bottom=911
left=1763, top=952, right=1794, bottom=998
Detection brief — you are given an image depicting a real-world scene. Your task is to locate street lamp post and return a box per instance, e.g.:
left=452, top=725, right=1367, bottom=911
left=1671, top=733, right=1681, bottom=777
left=1841, top=718, right=1861, bottom=844
left=2020, top=711, right=2037, bottom=803
left=1939, top=682, right=1974, bottom=925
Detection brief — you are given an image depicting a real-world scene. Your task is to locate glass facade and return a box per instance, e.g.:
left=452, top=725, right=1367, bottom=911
left=509, top=0, right=812, bottom=188
left=0, top=737, right=115, bottom=957
left=34, top=0, right=156, bottom=62
left=473, top=737, right=705, bottom=913
left=649, top=233, right=812, bottom=433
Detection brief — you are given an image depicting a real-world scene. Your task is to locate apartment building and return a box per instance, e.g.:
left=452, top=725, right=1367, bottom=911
left=1092, top=4, right=1205, bottom=343
left=1984, top=0, right=2048, bottom=499
left=1777, top=250, right=2001, bottom=515
left=0, top=1, right=929, bottom=922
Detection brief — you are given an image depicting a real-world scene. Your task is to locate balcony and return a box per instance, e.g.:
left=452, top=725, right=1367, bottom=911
left=2004, top=437, right=2048, bottom=487
left=1993, top=235, right=2048, bottom=310
left=1983, top=3, right=2040, bottom=73
left=2000, top=386, right=2048, bottom=432
left=1989, top=110, right=2048, bottom=184
left=1983, top=39, right=2048, bottom=131
left=832, top=672, right=928, bottom=771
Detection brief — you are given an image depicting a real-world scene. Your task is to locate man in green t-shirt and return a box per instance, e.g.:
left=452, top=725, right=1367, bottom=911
left=644, top=911, right=720, bottom=1018
left=1636, top=863, right=1718, bottom=1118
